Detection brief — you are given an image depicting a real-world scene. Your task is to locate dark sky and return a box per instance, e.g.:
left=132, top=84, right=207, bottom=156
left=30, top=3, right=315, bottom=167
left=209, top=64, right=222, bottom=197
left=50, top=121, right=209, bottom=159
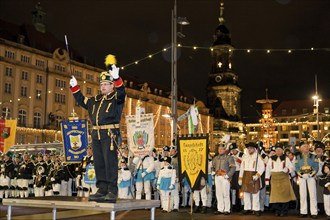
left=1, top=0, right=329, bottom=123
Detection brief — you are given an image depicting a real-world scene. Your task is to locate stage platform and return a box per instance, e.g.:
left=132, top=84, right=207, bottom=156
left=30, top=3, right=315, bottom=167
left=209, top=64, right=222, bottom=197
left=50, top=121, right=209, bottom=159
left=2, top=196, right=160, bottom=220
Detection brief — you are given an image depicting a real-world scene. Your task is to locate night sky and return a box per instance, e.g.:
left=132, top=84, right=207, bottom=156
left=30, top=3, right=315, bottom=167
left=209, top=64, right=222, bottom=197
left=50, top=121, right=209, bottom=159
left=1, top=0, right=329, bottom=123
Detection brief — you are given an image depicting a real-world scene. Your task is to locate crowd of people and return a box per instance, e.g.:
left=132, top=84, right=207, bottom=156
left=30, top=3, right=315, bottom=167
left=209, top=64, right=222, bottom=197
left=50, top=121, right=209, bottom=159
left=0, top=140, right=329, bottom=219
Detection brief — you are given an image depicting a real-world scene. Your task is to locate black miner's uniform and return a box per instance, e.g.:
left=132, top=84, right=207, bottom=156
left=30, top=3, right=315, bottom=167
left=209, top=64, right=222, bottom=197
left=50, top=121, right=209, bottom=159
left=71, top=78, right=126, bottom=197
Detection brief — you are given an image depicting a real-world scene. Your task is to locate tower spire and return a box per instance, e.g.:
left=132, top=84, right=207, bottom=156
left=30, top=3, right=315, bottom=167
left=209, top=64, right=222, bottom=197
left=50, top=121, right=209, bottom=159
left=219, top=0, right=225, bottom=24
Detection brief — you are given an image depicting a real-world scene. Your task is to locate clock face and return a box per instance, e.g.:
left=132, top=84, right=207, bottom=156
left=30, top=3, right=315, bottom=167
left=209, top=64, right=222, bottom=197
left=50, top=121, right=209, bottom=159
left=215, top=75, right=222, bottom=83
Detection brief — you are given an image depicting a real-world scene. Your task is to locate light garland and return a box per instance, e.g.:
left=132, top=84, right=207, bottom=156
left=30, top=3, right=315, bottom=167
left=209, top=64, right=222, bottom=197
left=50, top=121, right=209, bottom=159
left=119, top=44, right=330, bottom=69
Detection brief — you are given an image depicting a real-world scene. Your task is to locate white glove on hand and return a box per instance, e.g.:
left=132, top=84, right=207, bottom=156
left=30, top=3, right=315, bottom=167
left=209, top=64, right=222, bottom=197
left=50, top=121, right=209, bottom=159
left=266, top=181, right=269, bottom=186
left=224, top=174, right=229, bottom=179
left=156, top=185, right=160, bottom=190
left=302, top=174, right=309, bottom=179
left=252, top=175, right=259, bottom=181
left=141, top=172, right=146, bottom=178
left=70, top=75, right=78, bottom=87
left=50, top=177, right=55, bottom=182
left=282, top=167, right=289, bottom=173
left=211, top=171, right=215, bottom=176
left=109, top=64, right=120, bottom=80
left=324, top=182, right=330, bottom=187
left=169, top=184, right=174, bottom=190
left=238, top=180, right=242, bottom=186
left=77, top=175, right=81, bottom=180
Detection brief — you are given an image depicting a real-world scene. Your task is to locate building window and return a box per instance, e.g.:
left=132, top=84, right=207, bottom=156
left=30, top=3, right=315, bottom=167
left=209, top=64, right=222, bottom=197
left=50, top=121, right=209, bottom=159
left=36, top=75, right=43, bottom=84
left=1, top=108, right=11, bottom=118
left=291, top=125, right=299, bottom=130
left=325, top=107, right=329, bottom=114
left=21, top=86, right=28, bottom=97
left=21, top=71, right=28, bottom=80
left=55, top=79, right=66, bottom=88
left=55, top=93, right=66, bottom=104
left=18, top=109, right=27, bottom=127
left=281, top=109, right=287, bottom=115
left=36, top=89, right=42, bottom=100
left=292, top=108, right=297, bottom=115
left=36, top=59, right=45, bottom=68
left=21, top=55, right=31, bottom=63
left=87, top=87, right=92, bottom=95
left=5, top=67, right=13, bottom=76
left=282, top=125, right=288, bottom=131
left=4, top=83, right=11, bottom=94
left=74, top=70, right=82, bottom=78
left=5, top=50, right=15, bottom=59
left=55, top=115, right=63, bottom=129
left=281, top=133, right=289, bottom=138
left=302, top=108, right=308, bottom=114
left=55, top=64, right=65, bottom=72
left=33, top=112, right=42, bottom=128
left=86, top=74, right=94, bottom=82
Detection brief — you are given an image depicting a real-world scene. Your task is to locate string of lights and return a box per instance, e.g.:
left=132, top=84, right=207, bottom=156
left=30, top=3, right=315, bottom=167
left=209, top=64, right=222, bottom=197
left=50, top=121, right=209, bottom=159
left=120, top=44, right=330, bottom=69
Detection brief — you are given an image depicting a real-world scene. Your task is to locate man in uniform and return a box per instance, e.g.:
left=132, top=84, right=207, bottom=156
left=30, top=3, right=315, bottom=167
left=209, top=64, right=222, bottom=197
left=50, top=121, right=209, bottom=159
left=239, top=142, right=265, bottom=216
left=70, top=55, right=126, bottom=203
left=295, top=142, right=319, bottom=218
left=212, top=144, right=236, bottom=215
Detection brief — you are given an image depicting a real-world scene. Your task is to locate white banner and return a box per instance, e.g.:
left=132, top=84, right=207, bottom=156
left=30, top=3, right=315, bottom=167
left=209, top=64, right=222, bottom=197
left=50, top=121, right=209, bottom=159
left=126, top=113, right=154, bottom=157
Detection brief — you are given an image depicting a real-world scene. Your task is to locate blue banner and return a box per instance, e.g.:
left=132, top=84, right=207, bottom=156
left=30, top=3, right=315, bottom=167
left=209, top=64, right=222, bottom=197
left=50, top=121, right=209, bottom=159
left=61, top=119, right=88, bottom=163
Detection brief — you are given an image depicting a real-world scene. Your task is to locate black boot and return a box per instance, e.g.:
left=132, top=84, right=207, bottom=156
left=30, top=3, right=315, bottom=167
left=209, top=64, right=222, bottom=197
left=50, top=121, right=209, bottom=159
left=89, top=189, right=107, bottom=201
left=200, top=206, right=207, bottom=214
left=104, top=191, right=117, bottom=203
left=193, top=205, right=200, bottom=213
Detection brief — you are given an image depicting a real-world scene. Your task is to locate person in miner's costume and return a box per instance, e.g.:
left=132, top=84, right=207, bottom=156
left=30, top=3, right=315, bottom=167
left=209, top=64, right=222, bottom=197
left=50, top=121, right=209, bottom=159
left=70, top=54, right=126, bottom=203
left=265, top=143, right=296, bottom=217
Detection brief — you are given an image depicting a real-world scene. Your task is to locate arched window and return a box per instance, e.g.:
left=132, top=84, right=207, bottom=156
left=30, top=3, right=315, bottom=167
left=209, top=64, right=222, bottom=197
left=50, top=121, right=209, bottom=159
left=2, top=108, right=11, bottom=118
left=18, top=109, right=27, bottom=126
left=34, top=112, right=42, bottom=128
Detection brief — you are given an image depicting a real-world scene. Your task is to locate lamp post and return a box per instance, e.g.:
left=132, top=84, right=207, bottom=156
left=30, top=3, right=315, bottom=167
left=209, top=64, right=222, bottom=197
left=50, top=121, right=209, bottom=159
left=171, top=0, right=189, bottom=145
left=312, top=75, right=321, bottom=141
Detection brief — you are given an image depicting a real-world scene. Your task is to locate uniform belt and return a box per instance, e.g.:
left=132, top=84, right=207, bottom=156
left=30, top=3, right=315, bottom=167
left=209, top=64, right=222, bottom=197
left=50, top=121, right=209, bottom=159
left=92, top=124, right=119, bottom=130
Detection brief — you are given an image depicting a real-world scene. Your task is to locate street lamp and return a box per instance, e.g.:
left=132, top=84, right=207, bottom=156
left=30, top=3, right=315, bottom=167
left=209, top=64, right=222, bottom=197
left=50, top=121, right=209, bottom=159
left=171, top=0, right=189, bottom=145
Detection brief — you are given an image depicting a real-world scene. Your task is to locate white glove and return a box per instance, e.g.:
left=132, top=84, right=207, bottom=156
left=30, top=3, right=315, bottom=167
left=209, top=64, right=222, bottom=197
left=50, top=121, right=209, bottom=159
left=252, top=175, right=259, bottom=181
left=77, top=175, right=81, bottom=180
left=109, top=64, right=120, bottom=80
left=238, top=180, right=242, bottom=186
left=169, top=184, right=174, bottom=190
left=33, top=184, right=36, bottom=188
left=282, top=167, right=289, bottom=173
left=224, top=174, right=229, bottom=179
left=141, top=172, right=146, bottom=178
left=324, top=182, right=330, bottom=187
left=302, top=174, right=309, bottom=179
left=211, top=171, right=215, bottom=176
left=70, top=75, right=78, bottom=87
left=265, top=181, right=269, bottom=186
left=50, top=177, right=55, bottom=182
left=156, top=185, right=160, bottom=190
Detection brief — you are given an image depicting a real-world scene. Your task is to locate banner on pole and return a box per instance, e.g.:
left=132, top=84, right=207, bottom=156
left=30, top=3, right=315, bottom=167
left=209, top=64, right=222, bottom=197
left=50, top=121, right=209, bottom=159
left=0, top=119, right=17, bottom=153
left=178, top=135, right=208, bottom=190
left=126, top=113, right=154, bottom=157
left=61, top=119, right=88, bottom=163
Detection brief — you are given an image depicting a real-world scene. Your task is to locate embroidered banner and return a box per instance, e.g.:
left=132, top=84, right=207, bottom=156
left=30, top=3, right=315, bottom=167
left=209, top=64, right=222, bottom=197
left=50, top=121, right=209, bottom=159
left=126, top=113, right=154, bottom=157
left=61, top=119, right=88, bottom=163
left=178, top=135, right=208, bottom=190
left=0, top=119, right=17, bottom=153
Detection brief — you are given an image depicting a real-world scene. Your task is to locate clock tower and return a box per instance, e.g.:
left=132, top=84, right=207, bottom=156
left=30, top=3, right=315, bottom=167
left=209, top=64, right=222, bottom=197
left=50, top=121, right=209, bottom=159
left=207, top=1, right=243, bottom=145
left=207, top=1, right=241, bottom=120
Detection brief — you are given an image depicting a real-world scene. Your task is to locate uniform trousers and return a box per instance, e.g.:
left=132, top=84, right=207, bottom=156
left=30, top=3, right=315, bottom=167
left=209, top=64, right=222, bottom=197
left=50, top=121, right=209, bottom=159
left=298, top=176, right=318, bottom=215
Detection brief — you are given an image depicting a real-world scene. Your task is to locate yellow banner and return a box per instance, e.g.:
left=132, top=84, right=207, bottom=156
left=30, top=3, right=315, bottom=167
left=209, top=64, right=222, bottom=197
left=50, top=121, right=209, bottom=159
left=0, top=119, right=17, bottom=153
left=178, top=136, right=208, bottom=190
